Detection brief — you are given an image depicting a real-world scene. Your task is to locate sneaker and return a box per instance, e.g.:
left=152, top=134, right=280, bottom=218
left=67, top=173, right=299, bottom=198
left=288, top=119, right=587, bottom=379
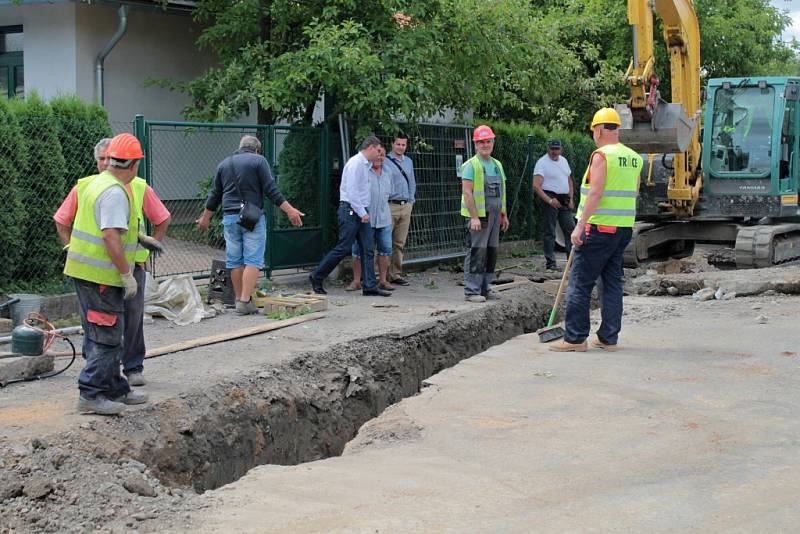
left=235, top=299, right=259, bottom=315
left=127, top=372, right=146, bottom=387
left=110, top=390, right=149, bottom=405
left=548, top=340, right=588, bottom=352
left=362, top=288, right=392, bottom=297
left=591, top=338, right=619, bottom=352
left=77, top=394, right=126, bottom=415
left=390, top=277, right=410, bottom=286
left=465, top=295, right=486, bottom=303
left=483, top=292, right=501, bottom=300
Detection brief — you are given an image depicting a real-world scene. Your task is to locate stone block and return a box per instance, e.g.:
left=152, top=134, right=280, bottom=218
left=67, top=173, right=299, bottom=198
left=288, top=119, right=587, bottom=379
left=0, top=318, right=12, bottom=333
left=0, top=353, right=55, bottom=386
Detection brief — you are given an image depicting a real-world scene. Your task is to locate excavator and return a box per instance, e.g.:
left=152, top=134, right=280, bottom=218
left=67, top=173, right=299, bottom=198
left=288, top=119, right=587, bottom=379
left=617, top=0, right=800, bottom=268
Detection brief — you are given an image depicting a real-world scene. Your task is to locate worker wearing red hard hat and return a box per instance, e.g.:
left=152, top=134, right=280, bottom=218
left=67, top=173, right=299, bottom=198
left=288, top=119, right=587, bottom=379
left=63, top=133, right=153, bottom=415
left=459, top=125, right=509, bottom=302
left=55, top=135, right=171, bottom=395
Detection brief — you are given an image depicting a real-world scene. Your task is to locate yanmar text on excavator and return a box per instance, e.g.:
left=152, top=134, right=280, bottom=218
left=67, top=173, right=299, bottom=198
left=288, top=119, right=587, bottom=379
left=616, top=0, right=800, bottom=268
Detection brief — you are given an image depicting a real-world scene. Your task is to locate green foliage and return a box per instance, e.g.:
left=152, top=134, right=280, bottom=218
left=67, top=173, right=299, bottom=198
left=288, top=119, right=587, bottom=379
left=50, top=96, right=112, bottom=196
left=0, top=97, right=27, bottom=284
left=480, top=119, right=595, bottom=242
left=173, top=0, right=798, bottom=132
left=275, top=129, right=320, bottom=228
left=9, top=93, right=68, bottom=283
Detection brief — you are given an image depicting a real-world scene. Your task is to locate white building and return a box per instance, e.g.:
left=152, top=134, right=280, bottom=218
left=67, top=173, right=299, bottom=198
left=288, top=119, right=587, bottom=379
left=0, top=0, right=216, bottom=124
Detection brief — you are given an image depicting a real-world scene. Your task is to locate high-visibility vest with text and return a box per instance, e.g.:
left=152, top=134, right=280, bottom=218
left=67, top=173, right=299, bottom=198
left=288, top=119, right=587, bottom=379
left=576, top=143, right=641, bottom=227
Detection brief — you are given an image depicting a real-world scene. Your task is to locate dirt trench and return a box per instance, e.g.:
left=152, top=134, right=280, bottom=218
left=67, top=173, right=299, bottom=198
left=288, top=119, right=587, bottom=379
left=2, top=291, right=550, bottom=512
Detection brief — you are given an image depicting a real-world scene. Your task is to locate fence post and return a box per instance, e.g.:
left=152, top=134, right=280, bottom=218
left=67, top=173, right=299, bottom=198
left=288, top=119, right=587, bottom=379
left=133, top=114, right=148, bottom=184
left=526, top=134, right=535, bottom=240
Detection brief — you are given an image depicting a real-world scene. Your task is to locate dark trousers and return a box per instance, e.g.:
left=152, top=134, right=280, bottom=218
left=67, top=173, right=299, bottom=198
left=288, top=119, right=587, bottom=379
left=74, top=278, right=131, bottom=399
left=564, top=225, right=632, bottom=345
left=122, top=264, right=146, bottom=375
left=313, top=202, right=377, bottom=291
left=540, top=192, right=575, bottom=268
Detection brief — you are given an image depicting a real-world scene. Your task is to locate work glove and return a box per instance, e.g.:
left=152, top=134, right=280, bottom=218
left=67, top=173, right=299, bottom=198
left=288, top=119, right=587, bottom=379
left=137, top=233, right=165, bottom=256
left=121, top=271, right=139, bottom=300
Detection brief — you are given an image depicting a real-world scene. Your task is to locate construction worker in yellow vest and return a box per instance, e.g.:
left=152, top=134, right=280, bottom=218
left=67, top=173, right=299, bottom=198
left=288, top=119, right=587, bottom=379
left=55, top=137, right=170, bottom=390
left=63, top=133, right=154, bottom=415
left=550, top=108, right=641, bottom=353
left=460, top=125, right=509, bottom=303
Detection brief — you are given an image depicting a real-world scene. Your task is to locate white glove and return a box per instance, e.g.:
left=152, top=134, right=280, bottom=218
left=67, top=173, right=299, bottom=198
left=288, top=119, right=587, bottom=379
left=121, top=271, right=139, bottom=300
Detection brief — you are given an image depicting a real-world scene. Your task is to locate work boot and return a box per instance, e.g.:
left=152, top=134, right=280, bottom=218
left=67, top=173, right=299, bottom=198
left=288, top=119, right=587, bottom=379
left=548, top=340, right=588, bottom=352
left=591, top=337, right=619, bottom=352
left=483, top=291, right=501, bottom=301
left=126, top=372, right=146, bottom=387
left=77, top=394, right=125, bottom=415
left=465, top=295, right=486, bottom=303
left=309, top=274, right=327, bottom=295
left=235, top=299, right=259, bottom=315
left=110, top=390, right=149, bottom=405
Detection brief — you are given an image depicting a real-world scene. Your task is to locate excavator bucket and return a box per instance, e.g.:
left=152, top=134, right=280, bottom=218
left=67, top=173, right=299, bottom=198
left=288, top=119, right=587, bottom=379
left=615, top=101, right=697, bottom=154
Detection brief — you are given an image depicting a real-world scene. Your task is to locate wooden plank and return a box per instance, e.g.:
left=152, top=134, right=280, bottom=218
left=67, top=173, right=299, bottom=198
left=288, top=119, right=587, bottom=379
left=493, top=279, right=534, bottom=292
left=143, top=312, right=326, bottom=358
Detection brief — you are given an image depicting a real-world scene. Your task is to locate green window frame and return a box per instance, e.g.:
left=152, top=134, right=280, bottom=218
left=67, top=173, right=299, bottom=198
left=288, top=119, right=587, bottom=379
left=1, top=25, right=24, bottom=98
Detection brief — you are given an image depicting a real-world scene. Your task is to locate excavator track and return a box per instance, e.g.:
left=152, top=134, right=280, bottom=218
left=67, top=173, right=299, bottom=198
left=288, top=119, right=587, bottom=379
left=735, top=224, right=800, bottom=268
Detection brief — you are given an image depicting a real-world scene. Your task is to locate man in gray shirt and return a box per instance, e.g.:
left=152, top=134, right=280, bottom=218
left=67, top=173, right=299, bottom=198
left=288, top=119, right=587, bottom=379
left=309, top=136, right=391, bottom=297
left=197, top=135, right=304, bottom=315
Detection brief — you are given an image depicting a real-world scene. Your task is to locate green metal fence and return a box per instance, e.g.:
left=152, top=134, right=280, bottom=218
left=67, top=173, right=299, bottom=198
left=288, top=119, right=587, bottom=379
left=133, top=116, right=330, bottom=278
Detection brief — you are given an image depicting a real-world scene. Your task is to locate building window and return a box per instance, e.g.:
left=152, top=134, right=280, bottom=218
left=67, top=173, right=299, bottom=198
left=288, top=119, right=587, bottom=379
left=0, top=26, right=23, bottom=98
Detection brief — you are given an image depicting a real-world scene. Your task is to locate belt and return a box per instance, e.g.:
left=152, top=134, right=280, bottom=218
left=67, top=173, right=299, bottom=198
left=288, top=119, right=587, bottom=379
left=389, top=200, right=408, bottom=205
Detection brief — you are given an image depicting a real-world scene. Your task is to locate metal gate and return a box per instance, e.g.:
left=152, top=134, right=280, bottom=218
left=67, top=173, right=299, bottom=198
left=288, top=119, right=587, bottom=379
left=133, top=115, right=330, bottom=278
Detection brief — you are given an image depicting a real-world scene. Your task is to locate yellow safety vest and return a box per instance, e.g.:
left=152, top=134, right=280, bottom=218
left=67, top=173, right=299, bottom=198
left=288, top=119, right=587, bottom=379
left=460, top=155, right=508, bottom=217
left=63, top=172, right=138, bottom=286
left=130, top=178, right=149, bottom=263
left=576, top=143, right=641, bottom=227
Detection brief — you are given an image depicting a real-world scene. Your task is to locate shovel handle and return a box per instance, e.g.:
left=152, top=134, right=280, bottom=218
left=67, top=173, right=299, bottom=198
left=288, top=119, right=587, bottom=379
left=546, top=249, right=575, bottom=327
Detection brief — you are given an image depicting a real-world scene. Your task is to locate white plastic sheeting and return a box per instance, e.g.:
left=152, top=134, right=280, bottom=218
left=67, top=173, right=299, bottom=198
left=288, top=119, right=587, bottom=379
left=143, top=272, right=215, bottom=326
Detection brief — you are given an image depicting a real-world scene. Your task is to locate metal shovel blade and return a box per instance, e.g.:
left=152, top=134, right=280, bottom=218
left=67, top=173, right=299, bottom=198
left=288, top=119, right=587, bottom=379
left=615, top=102, right=697, bottom=154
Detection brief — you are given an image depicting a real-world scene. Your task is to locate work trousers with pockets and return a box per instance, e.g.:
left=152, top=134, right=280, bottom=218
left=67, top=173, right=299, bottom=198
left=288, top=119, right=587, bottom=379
left=122, top=263, right=146, bottom=376
left=463, top=196, right=502, bottom=296
left=389, top=201, right=412, bottom=279
left=74, top=278, right=131, bottom=399
left=312, top=202, right=377, bottom=292
left=539, top=192, right=575, bottom=268
left=564, top=225, right=632, bottom=345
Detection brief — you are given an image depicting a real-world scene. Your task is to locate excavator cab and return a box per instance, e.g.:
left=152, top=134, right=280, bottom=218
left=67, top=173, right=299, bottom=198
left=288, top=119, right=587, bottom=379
left=702, top=77, right=800, bottom=220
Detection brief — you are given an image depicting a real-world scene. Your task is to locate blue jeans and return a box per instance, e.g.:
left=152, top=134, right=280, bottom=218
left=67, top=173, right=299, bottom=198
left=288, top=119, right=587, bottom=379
left=222, top=213, right=266, bottom=269
left=564, top=225, right=632, bottom=345
left=122, top=264, right=146, bottom=376
left=74, top=278, right=130, bottom=399
left=313, top=202, right=376, bottom=291
left=352, top=225, right=392, bottom=257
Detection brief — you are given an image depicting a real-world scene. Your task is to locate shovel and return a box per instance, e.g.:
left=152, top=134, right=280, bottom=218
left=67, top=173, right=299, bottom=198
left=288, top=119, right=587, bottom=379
left=537, top=249, right=575, bottom=343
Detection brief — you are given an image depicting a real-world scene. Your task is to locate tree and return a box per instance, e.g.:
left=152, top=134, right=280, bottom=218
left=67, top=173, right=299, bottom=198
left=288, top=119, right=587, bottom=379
left=9, top=93, right=68, bottom=283
left=0, top=98, right=27, bottom=289
left=170, top=0, right=798, bottom=132
left=165, top=0, right=577, bottom=131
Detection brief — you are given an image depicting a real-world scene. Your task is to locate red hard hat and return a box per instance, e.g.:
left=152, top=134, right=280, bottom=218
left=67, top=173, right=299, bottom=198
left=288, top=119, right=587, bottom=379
left=472, top=125, right=495, bottom=141
left=107, top=133, right=144, bottom=160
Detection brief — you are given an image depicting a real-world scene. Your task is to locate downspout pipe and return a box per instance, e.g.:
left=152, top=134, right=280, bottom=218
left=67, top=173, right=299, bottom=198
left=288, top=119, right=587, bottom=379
left=95, top=5, right=129, bottom=106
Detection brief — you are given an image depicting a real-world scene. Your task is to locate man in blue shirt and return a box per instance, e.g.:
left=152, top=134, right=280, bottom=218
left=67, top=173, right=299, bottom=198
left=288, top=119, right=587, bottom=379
left=309, top=136, right=391, bottom=297
left=385, top=134, right=416, bottom=286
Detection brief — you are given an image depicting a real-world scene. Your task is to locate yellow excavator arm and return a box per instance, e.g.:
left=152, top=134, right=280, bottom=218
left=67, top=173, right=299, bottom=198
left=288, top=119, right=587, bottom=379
left=619, top=0, right=702, bottom=217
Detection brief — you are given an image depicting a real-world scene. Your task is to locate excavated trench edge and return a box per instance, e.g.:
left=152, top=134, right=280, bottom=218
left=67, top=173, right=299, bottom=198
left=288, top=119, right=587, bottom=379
left=71, top=291, right=551, bottom=492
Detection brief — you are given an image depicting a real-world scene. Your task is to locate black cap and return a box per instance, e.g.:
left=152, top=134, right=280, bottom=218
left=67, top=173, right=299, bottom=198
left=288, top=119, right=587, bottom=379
left=547, top=139, right=562, bottom=149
